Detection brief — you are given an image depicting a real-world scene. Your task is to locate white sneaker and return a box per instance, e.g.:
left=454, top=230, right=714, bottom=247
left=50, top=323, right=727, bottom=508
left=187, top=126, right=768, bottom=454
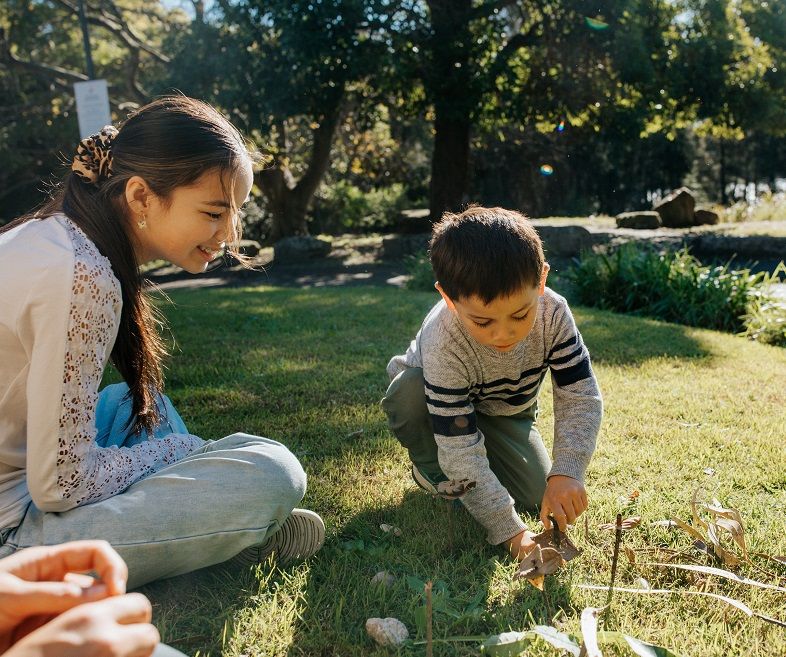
left=235, top=508, right=325, bottom=567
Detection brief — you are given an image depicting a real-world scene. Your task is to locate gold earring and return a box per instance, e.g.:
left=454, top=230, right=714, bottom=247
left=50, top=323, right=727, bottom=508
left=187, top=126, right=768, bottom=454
left=137, top=215, right=147, bottom=229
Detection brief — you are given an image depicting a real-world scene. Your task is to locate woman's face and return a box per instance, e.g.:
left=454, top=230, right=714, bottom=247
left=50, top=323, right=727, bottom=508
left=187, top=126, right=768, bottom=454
left=130, top=160, right=253, bottom=274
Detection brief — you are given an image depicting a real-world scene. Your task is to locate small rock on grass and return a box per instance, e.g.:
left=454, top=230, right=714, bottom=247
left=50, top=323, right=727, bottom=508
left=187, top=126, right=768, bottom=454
left=365, top=617, right=409, bottom=646
left=371, top=571, right=396, bottom=586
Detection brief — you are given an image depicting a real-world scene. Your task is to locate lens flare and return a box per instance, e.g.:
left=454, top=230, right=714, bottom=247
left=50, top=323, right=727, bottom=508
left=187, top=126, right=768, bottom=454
left=539, top=164, right=554, bottom=176
left=557, top=120, right=566, bottom=132
left=585, top=16, right=609, bottom=30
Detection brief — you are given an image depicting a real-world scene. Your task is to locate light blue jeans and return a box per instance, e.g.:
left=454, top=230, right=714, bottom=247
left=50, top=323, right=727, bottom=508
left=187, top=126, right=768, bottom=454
left=0, top=384, right=307, bottom=590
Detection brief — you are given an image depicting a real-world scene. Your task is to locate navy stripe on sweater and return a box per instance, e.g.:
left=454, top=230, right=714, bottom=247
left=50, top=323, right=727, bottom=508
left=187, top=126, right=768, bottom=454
left=551, top=358, right=592, bottom=387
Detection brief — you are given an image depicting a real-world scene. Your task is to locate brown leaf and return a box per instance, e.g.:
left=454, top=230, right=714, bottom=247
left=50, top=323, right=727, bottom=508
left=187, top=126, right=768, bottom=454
left=691, top=489, right=708, bottom=530
left=706, top=523, right=741, bottom=567
left=624, top=546, right=636, bottom=564
left=531, top=527, right=581, bottom=562
left=436, top=478, right=476, bottom=499
left=514, top=545, right=565, bottom=589
left=598, top=516, right=641, bottom=531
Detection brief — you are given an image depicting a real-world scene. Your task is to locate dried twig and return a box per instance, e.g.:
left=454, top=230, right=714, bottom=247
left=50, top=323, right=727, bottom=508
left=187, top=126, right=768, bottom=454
left=603, top=513, right=623, bottom=625
left=425, top=580, right=433, bottom=657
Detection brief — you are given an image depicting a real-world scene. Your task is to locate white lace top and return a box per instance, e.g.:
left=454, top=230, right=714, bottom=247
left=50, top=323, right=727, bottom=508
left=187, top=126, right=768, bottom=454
left=0, top=214, right=203, bottom=529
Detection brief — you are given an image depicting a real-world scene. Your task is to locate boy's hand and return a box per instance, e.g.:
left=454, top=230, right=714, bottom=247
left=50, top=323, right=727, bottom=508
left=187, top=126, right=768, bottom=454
left=540, top=475, right=588, bottom=532
left=503, top=529, right=538, bottom=561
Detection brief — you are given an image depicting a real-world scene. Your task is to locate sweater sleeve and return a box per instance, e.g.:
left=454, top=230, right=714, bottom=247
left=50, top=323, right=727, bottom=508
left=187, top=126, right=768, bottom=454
left=23, top=228, right=203, bottom=512
left=423, top=345, right=527, bottom=545
left=546, top=299, right=602, bottom=482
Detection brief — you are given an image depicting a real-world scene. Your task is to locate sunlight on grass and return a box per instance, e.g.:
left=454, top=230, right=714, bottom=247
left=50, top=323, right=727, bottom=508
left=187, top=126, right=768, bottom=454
left=138, top=286, right=786, bottom=657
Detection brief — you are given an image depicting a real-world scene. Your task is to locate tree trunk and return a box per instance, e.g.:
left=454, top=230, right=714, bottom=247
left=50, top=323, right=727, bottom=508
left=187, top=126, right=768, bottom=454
left=256, top=92, right=344, bottom=242
left=426, top=0, right=473, bottom=221
left=429, top=112, right=471, bottom=222
left=719, top=138, right=727, bottom=204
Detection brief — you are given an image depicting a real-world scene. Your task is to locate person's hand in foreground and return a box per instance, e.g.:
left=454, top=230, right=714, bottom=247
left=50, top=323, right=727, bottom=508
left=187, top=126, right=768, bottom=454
left=0, top=540, right=159, bottom=657
left=540, top=475, right=588, bottom=532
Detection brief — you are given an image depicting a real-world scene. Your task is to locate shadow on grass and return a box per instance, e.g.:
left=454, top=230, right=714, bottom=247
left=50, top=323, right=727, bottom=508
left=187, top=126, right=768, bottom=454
left=575, top=308, right=711, bottom=366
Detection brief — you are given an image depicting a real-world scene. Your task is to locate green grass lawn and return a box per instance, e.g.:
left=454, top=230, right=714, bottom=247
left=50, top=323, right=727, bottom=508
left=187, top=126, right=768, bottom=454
left=138, top=285, right=786, bottom=657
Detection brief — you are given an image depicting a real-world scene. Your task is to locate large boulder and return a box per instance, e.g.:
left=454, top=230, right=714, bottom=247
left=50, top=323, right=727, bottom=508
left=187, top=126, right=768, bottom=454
left=694, top=208, right=720, bottom=226
left=274, top=235, right=332, bottom=262
left=615, top=211, right=662, bottom=229
left=224, top=239, right=262, bottom=266
left=393, top=208, right=432, bottom=234
left=534, top=225, right=595, bottom=257
left=653, top=187, right=696, bottom=228
left=380, top=233, right=430, bottom=260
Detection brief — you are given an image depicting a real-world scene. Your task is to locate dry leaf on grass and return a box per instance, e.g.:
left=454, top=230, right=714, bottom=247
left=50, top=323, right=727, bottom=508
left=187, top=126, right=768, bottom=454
left=578, top=583, right=754, bottom=617
left=580, top=607, right=604, bottom=657
left=643, top=562, right=786, bottom=593
left=436, top=478, right=476, bottom=499
left=514, top=528, right=581, bottom=589
left=531, top=527, right=582, bottom=561
left=598, top=516, right=641, bottom=531
left=514, top=545, right=564, bottom=590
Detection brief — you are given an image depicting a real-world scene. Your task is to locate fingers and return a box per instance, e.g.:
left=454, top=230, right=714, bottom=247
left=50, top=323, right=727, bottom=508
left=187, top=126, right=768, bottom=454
left=87, top=592, right=153, bottom=625
left=7, top=541, right=128, bottom=596
left=21, top=594, right=160, bottom=657
left=8, top=579, right=109, bottom=618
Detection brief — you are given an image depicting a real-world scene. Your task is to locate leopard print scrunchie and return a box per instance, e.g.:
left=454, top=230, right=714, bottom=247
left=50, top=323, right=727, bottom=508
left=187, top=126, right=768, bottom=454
left=71, top=125, right=118, bottom=184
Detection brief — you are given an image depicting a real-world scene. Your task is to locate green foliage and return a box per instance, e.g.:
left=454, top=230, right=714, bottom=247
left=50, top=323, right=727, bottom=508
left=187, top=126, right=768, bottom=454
left=741, top=263, right=786, bottom=347
left=310, top=181, right=409, bottom=233
left=404, top=252, right=436, bottom=292
left=722, top=193, right=786, bottom=223
left=568, top=244, right=786, bottom=344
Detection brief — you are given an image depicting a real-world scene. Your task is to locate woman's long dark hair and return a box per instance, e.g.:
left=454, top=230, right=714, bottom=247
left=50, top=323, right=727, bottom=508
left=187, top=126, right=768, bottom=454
left=1, top=96, right=254, bottom=434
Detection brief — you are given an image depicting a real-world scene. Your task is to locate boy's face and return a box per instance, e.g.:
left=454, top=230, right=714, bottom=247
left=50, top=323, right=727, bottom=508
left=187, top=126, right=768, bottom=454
left=437, top=264, right=549, bottom=352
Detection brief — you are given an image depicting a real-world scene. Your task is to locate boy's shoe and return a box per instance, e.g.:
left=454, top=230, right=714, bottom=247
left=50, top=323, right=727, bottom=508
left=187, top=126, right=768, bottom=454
left=411, top=464, right=439, bottom=495
left=234, top=508, right=325, bottom=567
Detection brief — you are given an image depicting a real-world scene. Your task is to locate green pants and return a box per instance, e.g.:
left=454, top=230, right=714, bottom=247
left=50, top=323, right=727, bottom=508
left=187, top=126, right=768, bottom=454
left=381, top=367, right=551, bottom=512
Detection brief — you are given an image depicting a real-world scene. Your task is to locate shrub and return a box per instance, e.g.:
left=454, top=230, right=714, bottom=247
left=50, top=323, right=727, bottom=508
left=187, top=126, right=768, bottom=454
left=568, top=244, right=786, bottom=345
left=741, top=263, right=786, bottom=347
left=310, top=181, right=411, bottom=234
left=404, top=252, right=437, bottom=292
left=721, top=192, right=786, bottom=224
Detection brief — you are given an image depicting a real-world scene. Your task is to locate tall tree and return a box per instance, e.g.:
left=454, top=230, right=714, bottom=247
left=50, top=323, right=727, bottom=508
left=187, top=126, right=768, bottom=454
left=678, top=0, right=786, bottom=202
left=167, top=0, right=387, bottom=240
left=0, top=0, right=179, bottom=221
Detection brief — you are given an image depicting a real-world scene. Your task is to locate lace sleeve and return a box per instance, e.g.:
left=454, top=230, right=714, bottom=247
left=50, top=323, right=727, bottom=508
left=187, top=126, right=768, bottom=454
left=27, top=219, right=203, bottom=512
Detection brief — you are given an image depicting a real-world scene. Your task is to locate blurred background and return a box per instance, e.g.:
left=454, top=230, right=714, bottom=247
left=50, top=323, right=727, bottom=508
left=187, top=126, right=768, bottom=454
left=1, top=0, right=784, bottom=242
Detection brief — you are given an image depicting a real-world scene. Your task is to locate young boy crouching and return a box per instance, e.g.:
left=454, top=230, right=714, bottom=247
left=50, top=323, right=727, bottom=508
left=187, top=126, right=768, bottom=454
left=382, top=206, right=602, bottom=560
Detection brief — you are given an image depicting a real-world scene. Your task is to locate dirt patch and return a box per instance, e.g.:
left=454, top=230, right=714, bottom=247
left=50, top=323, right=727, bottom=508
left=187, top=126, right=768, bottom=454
left=145, top=222, right=786, bottom=291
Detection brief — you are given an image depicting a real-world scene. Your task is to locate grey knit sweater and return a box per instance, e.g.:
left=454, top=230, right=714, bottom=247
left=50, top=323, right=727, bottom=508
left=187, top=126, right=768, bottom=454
left=387, top=288, right=602, bottom=545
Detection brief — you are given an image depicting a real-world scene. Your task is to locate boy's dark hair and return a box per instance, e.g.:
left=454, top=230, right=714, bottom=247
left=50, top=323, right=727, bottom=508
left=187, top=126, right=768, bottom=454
left=430, top=206, right=544, bottom=303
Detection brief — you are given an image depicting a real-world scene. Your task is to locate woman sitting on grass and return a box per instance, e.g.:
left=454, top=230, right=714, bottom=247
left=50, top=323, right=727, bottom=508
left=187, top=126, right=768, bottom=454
left=0, top=96, right=324, bottom=590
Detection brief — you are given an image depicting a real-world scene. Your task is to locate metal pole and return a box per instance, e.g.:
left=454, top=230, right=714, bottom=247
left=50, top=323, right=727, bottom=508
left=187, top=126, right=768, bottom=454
left=77, top=0, right=96, bottom=79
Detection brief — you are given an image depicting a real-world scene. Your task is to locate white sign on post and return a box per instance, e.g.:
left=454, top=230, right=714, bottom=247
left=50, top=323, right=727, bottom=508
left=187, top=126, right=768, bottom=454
left=74, top=79, right=112, bottom=138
